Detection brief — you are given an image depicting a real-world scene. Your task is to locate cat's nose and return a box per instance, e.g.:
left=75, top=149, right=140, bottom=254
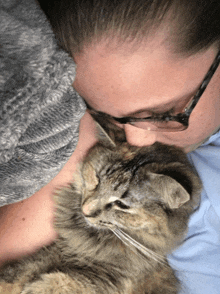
left=123, top=124, right=157, bottom=146
left=82, top=199, right=100, bottom=217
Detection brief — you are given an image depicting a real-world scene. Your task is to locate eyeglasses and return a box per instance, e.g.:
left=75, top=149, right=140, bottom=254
left=86, top=49, right=220, bottom=132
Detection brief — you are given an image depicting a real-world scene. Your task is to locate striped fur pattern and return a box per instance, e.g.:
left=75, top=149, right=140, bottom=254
left=0, top=141, right=201, bottom=294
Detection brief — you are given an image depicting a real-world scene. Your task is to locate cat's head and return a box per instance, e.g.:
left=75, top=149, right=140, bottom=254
left=77, top=141, right=201, bottom=253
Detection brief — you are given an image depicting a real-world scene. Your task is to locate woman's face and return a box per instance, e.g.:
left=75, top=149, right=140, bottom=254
left=73, top=38, right=220, bottom=152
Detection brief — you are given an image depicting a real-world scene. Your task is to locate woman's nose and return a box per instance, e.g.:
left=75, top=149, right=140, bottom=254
left=123, top=124, right=158, bottom=146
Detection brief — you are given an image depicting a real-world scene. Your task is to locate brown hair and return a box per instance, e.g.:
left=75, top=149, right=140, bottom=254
left=39, top=0, right=220, bottom=55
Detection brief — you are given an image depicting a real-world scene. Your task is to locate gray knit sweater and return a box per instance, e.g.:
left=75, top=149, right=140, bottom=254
left=0, top=0, right=86, bottom=206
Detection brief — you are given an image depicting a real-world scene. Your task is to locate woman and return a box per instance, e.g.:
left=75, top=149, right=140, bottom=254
left=1, top=0, right=220, bottom=293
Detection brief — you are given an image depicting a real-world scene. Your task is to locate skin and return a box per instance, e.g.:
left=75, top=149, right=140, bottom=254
left=0, top=33, right=220, bottom=266
left=73, top=38, right=220, bottom=153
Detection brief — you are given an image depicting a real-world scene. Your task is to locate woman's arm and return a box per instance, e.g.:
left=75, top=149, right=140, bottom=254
left=0, top=112, right=97, bottom=267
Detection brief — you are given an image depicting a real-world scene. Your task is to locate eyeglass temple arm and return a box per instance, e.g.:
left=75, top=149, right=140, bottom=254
left=185, top=50, right=220, bottom=116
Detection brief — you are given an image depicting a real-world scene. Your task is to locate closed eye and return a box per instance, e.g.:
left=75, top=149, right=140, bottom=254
left=114, top=200, right=130, bottom=209
left=105, top=200, right=130, bottom=211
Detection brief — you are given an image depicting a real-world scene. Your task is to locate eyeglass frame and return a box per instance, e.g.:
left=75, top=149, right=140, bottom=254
left=86, top=49, right=220, bottom=132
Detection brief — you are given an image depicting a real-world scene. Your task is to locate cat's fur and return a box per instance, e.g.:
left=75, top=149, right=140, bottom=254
left=0, top=124, right=201, bottom=294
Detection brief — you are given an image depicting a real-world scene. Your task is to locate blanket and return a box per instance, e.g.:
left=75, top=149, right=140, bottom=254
left=0, top=0, right=86, bottom=206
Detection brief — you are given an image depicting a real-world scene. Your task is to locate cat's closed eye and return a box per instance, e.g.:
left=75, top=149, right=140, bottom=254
left=105, top=200, right=130, bottom=211
left=114, top=200, right=130, bottom=209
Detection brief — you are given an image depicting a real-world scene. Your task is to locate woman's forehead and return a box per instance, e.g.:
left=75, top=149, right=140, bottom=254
left=73, top=41, right=217, bottom=116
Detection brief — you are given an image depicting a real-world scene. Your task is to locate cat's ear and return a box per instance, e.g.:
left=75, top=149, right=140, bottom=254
left=150, top=173, right=190, bottom=209
left=91, top=112, right=126, bottom=145
left=95, top=121, right=117, bottom=148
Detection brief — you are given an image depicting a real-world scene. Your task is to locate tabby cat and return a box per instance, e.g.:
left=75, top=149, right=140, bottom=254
left=0, top=123, right=201, bottom=294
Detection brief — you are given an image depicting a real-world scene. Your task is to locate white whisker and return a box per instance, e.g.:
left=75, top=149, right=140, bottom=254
left=109, top=226, right=166, bottom=266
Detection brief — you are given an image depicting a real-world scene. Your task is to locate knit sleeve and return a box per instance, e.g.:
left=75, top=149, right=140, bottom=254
left=0, top=0, right=86, bottom=206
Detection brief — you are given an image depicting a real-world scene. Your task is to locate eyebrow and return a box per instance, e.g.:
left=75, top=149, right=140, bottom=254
left=123, top=102, right=176, bottom=116
left=77, top=86, right=198, bottom=118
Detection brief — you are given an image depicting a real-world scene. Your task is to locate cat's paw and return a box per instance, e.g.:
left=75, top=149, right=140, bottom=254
left=21, top=272, right=75, bottom=294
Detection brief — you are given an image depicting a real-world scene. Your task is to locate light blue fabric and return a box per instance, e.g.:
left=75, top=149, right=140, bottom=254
left=168, top=129, right=220, bottom=293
